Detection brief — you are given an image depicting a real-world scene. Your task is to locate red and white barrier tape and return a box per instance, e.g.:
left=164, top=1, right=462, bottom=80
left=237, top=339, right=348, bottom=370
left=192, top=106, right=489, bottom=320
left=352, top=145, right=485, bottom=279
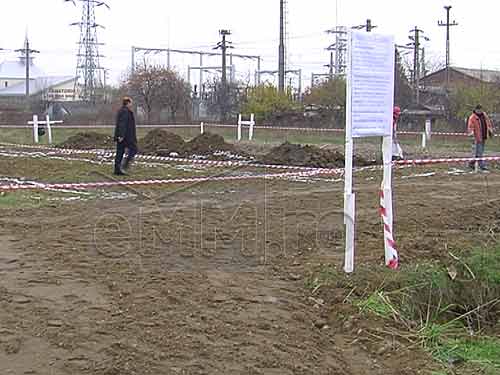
left=398, top=130, right=499, bottom=137
left=0, top=143, right=338, bottom=172
left=0, top=168, right=343, bottom=192
left=379, top=188, right=399, bottom=269
left=1, top=122, right=498, bottom=137
left=2, top=142, right=500, bottom=171
left=395, top=156, right=500, bottom=166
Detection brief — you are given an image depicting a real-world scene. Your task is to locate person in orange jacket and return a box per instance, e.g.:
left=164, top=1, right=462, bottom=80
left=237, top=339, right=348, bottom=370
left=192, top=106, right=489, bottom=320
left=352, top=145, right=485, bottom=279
left=467, top=104, right=494, bottom=171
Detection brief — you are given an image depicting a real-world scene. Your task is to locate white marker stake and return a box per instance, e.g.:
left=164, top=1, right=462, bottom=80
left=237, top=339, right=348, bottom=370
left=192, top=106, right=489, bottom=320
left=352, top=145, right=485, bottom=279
left=200, top=122, right=204, bottom=134
left=422, top=132, right=427, bottom=149
left=46, top=115, right=53, bottom=145
left=237, top=114, right=242, bottom=142
left=33, top=115, right=39, bottom=144
left=425, top=118, right=432, bottom=141
left=249, top=113, right=255, bottom=141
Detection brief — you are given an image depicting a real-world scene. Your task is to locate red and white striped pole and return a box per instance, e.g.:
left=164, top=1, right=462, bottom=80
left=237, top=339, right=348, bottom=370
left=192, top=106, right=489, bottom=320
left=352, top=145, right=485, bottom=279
left=379, top=187, right=399, bottom=269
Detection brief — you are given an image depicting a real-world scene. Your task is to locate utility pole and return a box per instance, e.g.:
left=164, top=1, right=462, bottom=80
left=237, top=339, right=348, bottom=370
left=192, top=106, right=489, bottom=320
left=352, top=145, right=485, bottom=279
left=409, top=27, right=428, bottom=104
left=15, top=36, right=39, bottom=104
left=215, top=29, right=233, bottom=121
left=365, top=19, right=376, bottom=32
left=278, top=0, right=286, bottom=92
left=352, top=19, right=377, bottom=32
left=438, top=5, right=458, bottom=88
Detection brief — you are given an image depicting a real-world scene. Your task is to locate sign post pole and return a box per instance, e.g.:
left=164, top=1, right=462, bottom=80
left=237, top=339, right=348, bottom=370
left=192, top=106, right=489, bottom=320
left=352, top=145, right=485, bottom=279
left=344, top=32, right=355, bottom=273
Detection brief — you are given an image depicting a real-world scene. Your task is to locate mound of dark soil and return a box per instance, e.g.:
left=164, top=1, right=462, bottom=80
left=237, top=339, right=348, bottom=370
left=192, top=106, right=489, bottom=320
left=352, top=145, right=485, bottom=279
left=57, top=132, right=114, bottom=150
left=183, top=132, right=236, bottom=156
left=139, top=129, right=185, bottom=156
left=260, top=142, right=372, bottom=168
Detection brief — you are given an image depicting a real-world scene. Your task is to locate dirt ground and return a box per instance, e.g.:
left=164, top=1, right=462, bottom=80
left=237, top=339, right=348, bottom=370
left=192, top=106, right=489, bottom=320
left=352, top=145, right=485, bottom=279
left=1, top=142, right=499, bottom=374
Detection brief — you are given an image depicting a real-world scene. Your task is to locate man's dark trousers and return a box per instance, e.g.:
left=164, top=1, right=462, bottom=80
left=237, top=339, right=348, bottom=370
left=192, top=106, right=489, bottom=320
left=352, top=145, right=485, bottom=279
left=114, top=141, right=138, bottom=173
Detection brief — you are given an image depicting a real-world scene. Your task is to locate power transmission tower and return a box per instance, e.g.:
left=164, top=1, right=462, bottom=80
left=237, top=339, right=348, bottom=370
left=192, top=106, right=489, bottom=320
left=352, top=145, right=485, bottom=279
left=66, top=0, right=109, bottom=103
left=438, top=5, right=458, bottom=88
left=15, top=35, right=39, bottom=103
left=278, top=0, right=287, bottom=92
left=326, top=20, right=376, bottom=78
left=215, top=29, right=233, bottom=121
left=326, top=26, right=347, bottom=77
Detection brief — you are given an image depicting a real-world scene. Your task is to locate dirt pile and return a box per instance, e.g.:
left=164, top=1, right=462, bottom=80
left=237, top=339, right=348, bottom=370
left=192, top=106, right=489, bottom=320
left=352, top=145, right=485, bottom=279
left=57, top=132, right=114, bottom=150
left=139, top=129, right=185, bottom=156
left=183, top=132, right=237, bottom=156
left=260, top=142, right=372, bottom=168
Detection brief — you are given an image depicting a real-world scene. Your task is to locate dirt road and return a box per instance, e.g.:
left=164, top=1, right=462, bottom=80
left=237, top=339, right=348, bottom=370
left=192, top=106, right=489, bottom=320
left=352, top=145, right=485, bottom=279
left=1, top=164, right=499, bottom=374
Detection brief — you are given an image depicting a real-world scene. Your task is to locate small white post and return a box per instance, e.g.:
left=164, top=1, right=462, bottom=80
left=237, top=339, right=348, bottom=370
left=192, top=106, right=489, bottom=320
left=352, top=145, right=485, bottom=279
left=237, top=114, right=242, bottom=142
left=46, top=115, right=53, bottom=145
left=421, top=132, right=427, bottom=149
left=200, top=122, right=204, bottom=134
left=33, top=115, right=39, bottom=144
left=425, top=118, right=432, bottom=141
left=249, top=113, right=255, bottom=141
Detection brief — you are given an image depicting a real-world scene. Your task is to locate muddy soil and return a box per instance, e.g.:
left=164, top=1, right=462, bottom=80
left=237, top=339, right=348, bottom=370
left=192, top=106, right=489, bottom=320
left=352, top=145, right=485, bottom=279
left=139, top=131, right=248, bottom=160
left=183, top=132, right=238, bottom=156
left=57, top=132, right=115, bottom=150
left=139, top=129, right=185, bottom=156
left=260, top=142, right=374, bottom=168
left=1, top=156, right=499, bottom=374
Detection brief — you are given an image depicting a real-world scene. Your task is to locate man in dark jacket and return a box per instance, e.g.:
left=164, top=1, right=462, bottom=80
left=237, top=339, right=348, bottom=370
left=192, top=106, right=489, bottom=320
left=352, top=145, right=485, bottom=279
left=114, top=96, right=138, bottom=175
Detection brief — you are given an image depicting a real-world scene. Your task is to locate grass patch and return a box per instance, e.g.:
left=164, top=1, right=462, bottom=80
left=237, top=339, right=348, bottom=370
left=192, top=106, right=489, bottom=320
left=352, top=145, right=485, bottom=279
left=307, top=245, right=500, bottom=373
left=356, top=291, right=395, bottom=318
left=436, top=337, right=500, bottom=374
left=304, top=264, right=340, bottom=291
left=0, top=190, right=86, bottom=209
left=465, top=250, right=500, bottom=284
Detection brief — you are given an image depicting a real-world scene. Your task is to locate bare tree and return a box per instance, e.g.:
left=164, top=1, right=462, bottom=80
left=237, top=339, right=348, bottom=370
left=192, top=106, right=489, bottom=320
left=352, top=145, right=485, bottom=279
left=158, top=70, right=192, bottom=121
left=121, top=61, right=191, bottom=123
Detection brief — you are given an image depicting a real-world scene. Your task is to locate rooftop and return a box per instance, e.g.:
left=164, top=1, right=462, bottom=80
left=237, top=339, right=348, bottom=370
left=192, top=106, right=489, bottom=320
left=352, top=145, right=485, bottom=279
left=422, top=66, right=500, bottom=84
left=0, top=59, right=46, bottom=79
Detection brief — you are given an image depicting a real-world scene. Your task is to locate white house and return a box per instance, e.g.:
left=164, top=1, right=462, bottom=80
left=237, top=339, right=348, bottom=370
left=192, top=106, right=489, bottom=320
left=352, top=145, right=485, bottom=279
left=0, top=39, right=78, bottom=102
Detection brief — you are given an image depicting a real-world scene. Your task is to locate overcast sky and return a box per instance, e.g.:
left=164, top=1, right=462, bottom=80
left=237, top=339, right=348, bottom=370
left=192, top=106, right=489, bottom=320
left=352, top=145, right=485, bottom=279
left=0, top=0, right=498, bottom=88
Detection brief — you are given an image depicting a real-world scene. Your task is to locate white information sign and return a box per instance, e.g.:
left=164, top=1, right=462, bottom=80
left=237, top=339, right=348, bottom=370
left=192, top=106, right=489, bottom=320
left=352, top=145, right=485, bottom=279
left=348, top=31, right=395, bottom=138
left=343, top=30, right=396, bottom=273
